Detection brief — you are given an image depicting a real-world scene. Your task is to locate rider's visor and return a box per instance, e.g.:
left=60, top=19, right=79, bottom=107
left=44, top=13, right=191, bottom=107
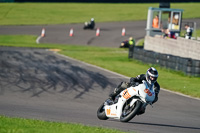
left=150, top=76, right=157, bottom=81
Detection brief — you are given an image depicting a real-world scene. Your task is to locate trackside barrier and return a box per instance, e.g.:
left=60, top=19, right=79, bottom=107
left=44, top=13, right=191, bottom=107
left=121, top=28, right=126, bottom=36
left=69, top=28, right=74, bottom=37
left=41, top=28, right=45, bottom=37
left=133, top=48, right=200, bottom=77
left=96, top=28, right=100, bottom=36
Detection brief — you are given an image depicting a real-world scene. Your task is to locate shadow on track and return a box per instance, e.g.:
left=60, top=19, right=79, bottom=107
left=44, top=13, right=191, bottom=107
left=129, top=121, right=200, bottom=130
left=0, top=47, right=115, bottom=98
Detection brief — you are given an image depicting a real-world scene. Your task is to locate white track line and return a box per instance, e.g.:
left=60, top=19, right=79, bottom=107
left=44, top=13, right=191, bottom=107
left=53, top=51, right=200, bottom=101
left=36, top=36, right=42, bottom=44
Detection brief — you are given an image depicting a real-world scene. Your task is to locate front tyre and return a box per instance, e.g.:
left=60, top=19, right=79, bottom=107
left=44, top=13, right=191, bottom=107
left=120, top=100, right=142, bottom=122
left=97, top=103, right=108, bottom=120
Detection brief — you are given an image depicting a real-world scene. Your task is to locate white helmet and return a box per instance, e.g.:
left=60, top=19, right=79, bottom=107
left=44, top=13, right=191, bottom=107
left=146, top=67, right=158, bottom=85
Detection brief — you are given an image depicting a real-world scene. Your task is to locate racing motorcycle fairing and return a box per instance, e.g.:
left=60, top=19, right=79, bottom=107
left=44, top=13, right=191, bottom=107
left=104, top=80, right=155, bottom=119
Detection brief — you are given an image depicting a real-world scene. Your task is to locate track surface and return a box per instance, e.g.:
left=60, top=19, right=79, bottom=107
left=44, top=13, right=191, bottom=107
left=0, top=21, right=146, bottom=47
left=1, top=19, right=200, bottom=47
left=0, top=47, right=200, bottom=133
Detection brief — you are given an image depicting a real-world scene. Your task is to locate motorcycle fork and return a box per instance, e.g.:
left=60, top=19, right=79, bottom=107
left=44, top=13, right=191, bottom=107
left=123, top=98, right=134, bottom=115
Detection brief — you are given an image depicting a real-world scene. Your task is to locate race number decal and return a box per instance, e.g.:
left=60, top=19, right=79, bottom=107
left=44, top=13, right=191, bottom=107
left=106, top=109, right=111, bottom=115
left=144, top=89, right=152, bottom=96
left=122, top=89, right=131, bottom=99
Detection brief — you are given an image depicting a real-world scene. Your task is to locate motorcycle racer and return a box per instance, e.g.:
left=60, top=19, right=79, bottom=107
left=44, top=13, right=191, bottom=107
left=83, top=18, right=95, bottom=29
left=109, top=67, right=160, bottom=115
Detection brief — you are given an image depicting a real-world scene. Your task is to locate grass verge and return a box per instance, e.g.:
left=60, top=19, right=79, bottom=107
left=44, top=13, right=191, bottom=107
left=0, top=3, right=200, bottom=25
left=136, top=38, right=144, bottom=46
left=0, top=35, right=200, bottom=98
left=0, top=115, right=126, bottom=133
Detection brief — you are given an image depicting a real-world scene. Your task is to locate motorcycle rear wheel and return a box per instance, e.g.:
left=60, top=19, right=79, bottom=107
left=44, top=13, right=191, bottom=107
left=97, top=103, right=109, bottom=120
left=120, top=100, right=142, bottom=122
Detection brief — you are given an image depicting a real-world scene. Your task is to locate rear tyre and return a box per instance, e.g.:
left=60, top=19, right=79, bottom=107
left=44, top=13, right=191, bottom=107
left=120, top=100, right=142, bottom=122
left=97, top=103, right=108, bottom=120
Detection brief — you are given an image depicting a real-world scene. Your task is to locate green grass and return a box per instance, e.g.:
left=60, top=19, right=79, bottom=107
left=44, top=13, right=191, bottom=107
left=194, top=29, right=200, bottom=38
left=0, top=3, right=200, bottom=25
left=136, top=39, right=144, bottom=46
left=0, top=35, right=200, bottom=98
left=0, top=116, right=126, bottom=133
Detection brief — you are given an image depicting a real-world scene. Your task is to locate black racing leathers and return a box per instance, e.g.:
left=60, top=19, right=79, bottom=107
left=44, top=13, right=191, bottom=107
left=110, top=74, right=160, bottom=104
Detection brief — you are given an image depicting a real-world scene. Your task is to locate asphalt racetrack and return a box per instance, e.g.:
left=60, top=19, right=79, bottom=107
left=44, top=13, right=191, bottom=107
left=0, top=20, right=200, bottom=133
left=0, top=21, right=147, bottom=47
left=1, top=19, right=200, bottom=47
left=0, top=47, right=200, bottom=133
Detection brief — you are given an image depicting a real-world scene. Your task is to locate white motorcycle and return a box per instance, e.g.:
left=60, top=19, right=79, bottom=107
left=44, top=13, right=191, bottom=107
left=97, top=80, right=155, bottom=122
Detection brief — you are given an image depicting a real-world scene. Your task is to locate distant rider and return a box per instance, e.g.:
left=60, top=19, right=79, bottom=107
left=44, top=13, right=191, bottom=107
left=109, top=67, right=160, bottom=115
left=89, top=18, right=95, bottom=29
left=84, top=18, right=95, bottom=29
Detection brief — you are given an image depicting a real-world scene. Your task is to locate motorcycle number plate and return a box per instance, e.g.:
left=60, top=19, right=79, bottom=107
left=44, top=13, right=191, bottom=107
left=122, top=89, right=131, bottom=99
left=105, top=106, right=117, bottom=117
left=144, top=89, right=152, bottom=96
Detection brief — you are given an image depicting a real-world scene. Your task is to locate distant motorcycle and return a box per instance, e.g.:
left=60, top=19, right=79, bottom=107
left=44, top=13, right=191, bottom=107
left=120, top=40, right=129, bottom=48
left=83, top=18, right=95, bottom=30
left=97, top=80, right=155, bottom=122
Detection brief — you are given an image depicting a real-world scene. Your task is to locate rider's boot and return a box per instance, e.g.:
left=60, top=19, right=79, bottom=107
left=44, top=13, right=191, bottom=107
left=137, top=103, right=147, bottom=115
left=137, top=107, right=146, bottom=115
left=109, top=91, right=118, bottom=101
left=109, top=82, right=129, bottom=101
left=137, top=97, right=158, bottom=115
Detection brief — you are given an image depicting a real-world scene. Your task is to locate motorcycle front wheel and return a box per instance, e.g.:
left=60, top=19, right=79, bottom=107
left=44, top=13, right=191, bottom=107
left=97, top=102, right=108, bottom=120
left=120, top=100, right=142, bottom=122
